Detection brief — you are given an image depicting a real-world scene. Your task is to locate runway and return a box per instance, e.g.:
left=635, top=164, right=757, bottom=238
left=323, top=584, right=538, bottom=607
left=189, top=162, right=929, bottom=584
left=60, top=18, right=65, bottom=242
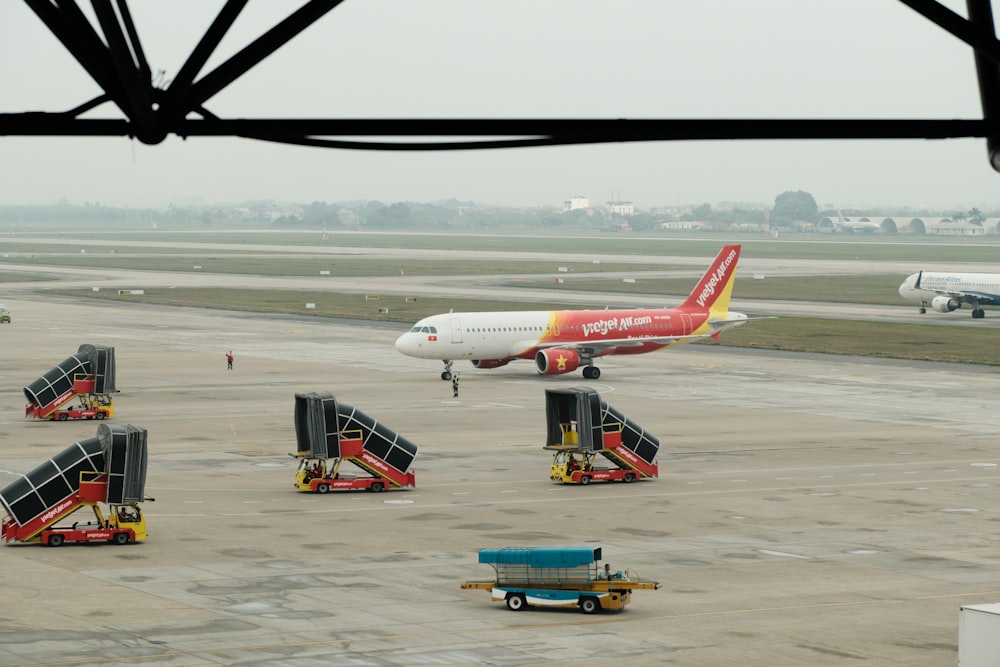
left=1, top=282, right=999, bottom=665
left=5, top=235, right=1000, bottom=330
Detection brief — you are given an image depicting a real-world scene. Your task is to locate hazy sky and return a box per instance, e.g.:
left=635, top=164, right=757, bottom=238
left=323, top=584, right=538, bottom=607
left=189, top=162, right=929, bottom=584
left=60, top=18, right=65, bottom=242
left=2, top=0, right=998, bottom=210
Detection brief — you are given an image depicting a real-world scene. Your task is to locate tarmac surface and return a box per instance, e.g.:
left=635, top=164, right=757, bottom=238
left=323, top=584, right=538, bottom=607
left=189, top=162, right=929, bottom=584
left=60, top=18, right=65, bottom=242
left=1, top=249, right=1000, bottom=666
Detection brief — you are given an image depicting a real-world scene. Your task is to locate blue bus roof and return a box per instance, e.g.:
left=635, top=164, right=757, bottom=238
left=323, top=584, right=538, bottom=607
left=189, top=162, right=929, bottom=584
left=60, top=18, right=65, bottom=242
left=478, top=547, right=602, bottom=567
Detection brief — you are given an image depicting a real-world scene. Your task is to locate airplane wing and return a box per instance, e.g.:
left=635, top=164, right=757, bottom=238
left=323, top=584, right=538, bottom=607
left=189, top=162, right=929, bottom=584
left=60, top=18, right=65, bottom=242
left=525, top=314, right=760, bottom=356
left=534, top=331, right=715, bottom=355
left=930, top=289, right=1000, bottom=307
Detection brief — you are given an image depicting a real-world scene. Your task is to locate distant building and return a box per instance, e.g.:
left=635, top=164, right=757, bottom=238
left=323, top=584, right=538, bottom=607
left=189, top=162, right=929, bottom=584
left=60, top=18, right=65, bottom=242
left=607, top=200, right=634, bottom=217
left=563, top=196, right=590, bottom=212
left=899, top=217, right=986, bottom=235
left=659, top=220, right=707, bottom=231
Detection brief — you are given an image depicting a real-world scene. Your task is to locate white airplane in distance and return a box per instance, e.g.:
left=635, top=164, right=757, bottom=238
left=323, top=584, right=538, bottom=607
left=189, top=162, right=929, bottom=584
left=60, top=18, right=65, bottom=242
left=898, top=271, right=1000, bottom=318
left=395, top=244, right=748, bottom=380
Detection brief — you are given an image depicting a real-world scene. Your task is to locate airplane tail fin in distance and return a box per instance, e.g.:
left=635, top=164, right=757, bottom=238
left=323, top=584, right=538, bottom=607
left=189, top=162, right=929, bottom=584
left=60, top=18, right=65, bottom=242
left=678, top=244, right=742, bottom=316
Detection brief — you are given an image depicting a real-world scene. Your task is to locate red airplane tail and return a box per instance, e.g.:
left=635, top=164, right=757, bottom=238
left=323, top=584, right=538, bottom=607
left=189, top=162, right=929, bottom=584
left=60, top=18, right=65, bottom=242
left=678, top=245, right=742, bottom=315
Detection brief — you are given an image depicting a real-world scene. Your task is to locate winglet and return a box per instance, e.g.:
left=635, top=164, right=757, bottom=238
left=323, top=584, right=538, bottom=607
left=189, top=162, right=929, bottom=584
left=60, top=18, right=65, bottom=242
left=678, top=245, right=741, bottom=316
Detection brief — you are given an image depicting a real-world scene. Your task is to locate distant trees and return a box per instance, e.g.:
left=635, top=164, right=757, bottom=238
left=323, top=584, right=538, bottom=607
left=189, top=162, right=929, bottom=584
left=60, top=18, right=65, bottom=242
left=300, top=201, right=340, bottom=226
left=770, top=190, right=818, bottom=227
left=678, top=203, right=765, bottom=227
left=948, top=207, right=985, bottom=225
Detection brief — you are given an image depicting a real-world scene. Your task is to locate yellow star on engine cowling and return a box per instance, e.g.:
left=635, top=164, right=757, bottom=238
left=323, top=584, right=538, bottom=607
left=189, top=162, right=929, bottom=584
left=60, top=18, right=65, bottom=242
left=556, top=353, right=568, bottom=369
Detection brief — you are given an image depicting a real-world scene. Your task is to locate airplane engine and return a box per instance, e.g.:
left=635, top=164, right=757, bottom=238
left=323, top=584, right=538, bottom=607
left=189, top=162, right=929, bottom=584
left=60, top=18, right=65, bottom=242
left=931, top=295, right=961, bottom=313
left=471, top=358, right=511, bottom=369
left=534, top=349, right=581, bottom=375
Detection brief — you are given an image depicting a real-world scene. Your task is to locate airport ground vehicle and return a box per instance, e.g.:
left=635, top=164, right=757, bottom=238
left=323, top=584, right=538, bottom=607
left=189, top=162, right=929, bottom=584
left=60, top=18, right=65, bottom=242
left=291, top=391, right=418, bottom=493
left=0, top=306, right=10, bottom=323
left=38, top=496, right=146, bottom=546
left=550, top=449, right=653, bottom=484
left=544, top=387, right=659, bottom=485
left=461, top=546, right=660, bottom=614
left=48, top=393, right=114, bottom=421
left=24, top=344, right=118, bottom=421
left=294, top=448, right=411, bottom=493
left=1, top=424, right=150, bottom=547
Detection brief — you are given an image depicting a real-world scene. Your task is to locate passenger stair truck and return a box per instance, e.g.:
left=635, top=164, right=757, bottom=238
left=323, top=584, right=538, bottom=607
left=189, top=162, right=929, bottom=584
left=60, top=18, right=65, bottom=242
left=24, top=344, right=117, bottom=421
left=544, top=387, right=659, bottom=485
left=461, top=546, right=660, bottom=614
left=1, top=424, right=151, bottom=546
left=292, top=391, right=418, bottom=493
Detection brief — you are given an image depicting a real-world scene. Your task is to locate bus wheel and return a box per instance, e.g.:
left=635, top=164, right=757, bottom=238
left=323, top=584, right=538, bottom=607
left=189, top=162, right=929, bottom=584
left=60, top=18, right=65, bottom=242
left=506, top=594, right=526, bottom=611
left=580, top=597, right=600, bottom=614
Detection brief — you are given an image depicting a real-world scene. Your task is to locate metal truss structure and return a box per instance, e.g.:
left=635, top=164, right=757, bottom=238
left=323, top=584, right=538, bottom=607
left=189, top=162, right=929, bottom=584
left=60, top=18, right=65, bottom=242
left=4, top=0, right=1000, bottom=171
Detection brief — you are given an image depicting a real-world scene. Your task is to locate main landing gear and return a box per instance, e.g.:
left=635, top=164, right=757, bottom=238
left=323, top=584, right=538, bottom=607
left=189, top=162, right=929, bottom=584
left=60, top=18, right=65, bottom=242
left=441, top=360, right=454, bottom=381
left=582, top=366, right=601, bottom=380
left=918, top=304, right=987, bottom=318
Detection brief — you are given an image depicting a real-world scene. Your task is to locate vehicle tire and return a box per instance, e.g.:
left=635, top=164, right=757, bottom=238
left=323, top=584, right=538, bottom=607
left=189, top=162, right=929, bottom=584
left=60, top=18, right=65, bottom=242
left=317, top=483, right=330, bottom=494
left=371, top=481, right=385, bottom=493
left=580, top=597, right=600, bottom=614
left=59, top=413, right=68, bottom=421
left=580, top=475, right=591, bottom=486
left=441, top=371, right=452, bottom=381
left=47, top=534, right=64, bottom=547
left=506, top=594, right=526, bottom=611
left=114, top=532, right=129, bottom=545
left=623, top=472, right=636, bottom=483
left=96, top=412, right=106, bottom=420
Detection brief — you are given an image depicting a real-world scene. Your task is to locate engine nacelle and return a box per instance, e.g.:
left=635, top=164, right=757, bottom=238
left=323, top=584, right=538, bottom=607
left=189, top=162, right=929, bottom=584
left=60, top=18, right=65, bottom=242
left=931, top=295, right=961, bottom=313
left=471, top=358, right=511, bottom=370
left=535, top=349, right=581, bottom=376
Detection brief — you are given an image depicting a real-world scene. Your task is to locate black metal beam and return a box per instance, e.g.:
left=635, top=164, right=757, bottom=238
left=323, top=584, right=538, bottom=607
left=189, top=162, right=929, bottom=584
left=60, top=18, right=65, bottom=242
left=6, top=0, right=1000, bottom=173
left=173, top=0, right=346, bottom=116
left=966, top=0, right=1000, bottom=170
left=0, top=116, right=992, bottom=145
left=159, top=0, right=249, bottom=118
left=25, top=0, right=130, bottom=112
left=92, top=0, right=159, bottom=142
left=898, top=0, right=1000, bottom=66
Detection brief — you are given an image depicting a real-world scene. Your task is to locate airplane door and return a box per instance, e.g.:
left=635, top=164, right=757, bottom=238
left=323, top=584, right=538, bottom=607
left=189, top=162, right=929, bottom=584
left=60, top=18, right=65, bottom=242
left=449, top=319, right=464, bottom=344
left=679, top=312, right=693, bottom=333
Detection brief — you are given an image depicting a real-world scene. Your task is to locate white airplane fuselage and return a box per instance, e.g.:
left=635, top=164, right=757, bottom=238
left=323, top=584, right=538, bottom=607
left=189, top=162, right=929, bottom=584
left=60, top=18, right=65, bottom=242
left=395, top=244, right=747, bottom=379
left=899, top=271, right=1000, bottom=317
left=396, top=308, right=714, bottom=361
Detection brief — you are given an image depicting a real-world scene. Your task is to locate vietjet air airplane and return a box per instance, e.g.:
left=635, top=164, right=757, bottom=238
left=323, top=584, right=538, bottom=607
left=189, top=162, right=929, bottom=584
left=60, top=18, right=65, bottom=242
left=395, top=244, right=747, bottom=380
left=898, top=270, right=1000, bottom=318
